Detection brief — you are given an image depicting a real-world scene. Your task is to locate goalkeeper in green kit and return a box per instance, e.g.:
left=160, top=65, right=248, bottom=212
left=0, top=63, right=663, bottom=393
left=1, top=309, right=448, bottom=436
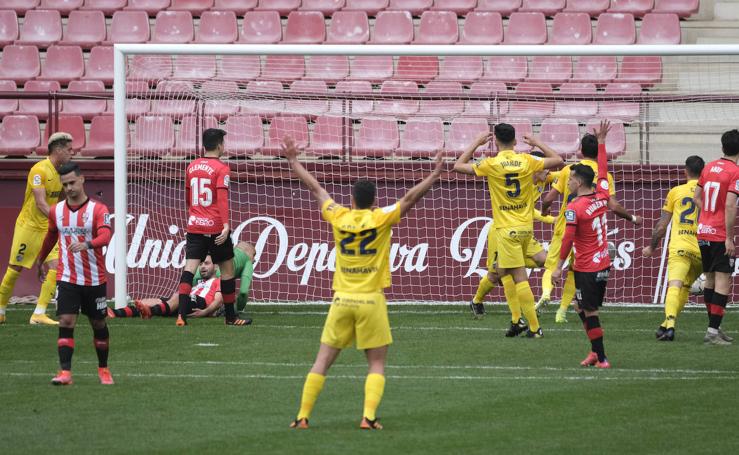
left=193, top=241, right=255, bottom=311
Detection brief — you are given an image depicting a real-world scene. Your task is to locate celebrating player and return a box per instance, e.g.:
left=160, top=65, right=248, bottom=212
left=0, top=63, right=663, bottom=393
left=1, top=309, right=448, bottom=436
left=693, top=129, right=739, bottom=346
left=36, top=162, right=114, bottom=385
left=539, top=132, right=641, bottom=323
left=0, top=133, right=73, bottom=325
left=284, top=137, right=443, bottom=430
left=642, top=156, right=705, bottom=341
left=176, top=128, right=249, bottom=327
left=454, top=125, right=563, bottom=338
left=552, top=120, right=613, bottom=369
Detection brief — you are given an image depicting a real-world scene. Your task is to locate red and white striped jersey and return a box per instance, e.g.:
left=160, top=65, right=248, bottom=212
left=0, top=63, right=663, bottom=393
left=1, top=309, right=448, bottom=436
left=192, top=277, right=221, bottom=307
left=49, top=199, right=111, bottom=286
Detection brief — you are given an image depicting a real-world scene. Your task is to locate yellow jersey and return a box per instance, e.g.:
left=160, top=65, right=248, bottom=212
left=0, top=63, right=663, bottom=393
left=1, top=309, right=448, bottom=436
left=17, top=158, right=62, bottom=231
left=552, top=159, right=616, bottom=232
left=663, top=179, right=700, bottom=255
left=534, top=172, right=558, bottom=224
left=322, top=199, right=401, bottom=293
left=473, top=150, right=545, bottom=229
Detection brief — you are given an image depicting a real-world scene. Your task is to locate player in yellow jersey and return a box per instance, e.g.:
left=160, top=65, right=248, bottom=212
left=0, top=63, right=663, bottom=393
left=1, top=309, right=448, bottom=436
left=283, top=137, right=443, bottom=431
left=0, top=133, right=73, bottom=325
left=538, top=133, right=642, bottom=323
left=454, top=125, right=563, bottom=338
left=642, top=156, right=706, bottom=341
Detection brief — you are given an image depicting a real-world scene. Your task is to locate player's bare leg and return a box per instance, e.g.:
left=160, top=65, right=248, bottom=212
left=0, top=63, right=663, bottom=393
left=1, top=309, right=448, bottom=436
left=30, top=258, right=59, bottom=325
left=361, top=345, right=387, bottom=430
left=52, top=313, right=77, bottom=385
left=176, top=259, right=201, bottom=326
left=705, top=271, right=733, bottom=345
left=0, top=264, right=23, bottom=324
left=291, top=344, right=342, bottom=429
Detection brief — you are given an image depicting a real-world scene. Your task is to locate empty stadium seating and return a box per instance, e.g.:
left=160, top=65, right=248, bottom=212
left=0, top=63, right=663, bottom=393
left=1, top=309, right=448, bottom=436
left=63, top=80, right=108, bottom=119
left=40, top=115, right=86, bottom=153
left=0, top=45, right=40, bottom=84
left=447, top=117, right=490, bottom=155
left=549, top=12, right=592, bottom=45
left=459, top=12, right=503, bottom=44
left=608, top=0, right=654, bottom=17
left=224, top=114, right=263, bottom=155
left=38, top=45, right=85, bottom=85
left=594, top=13, right=636, bottom=45
left=398, top=117, right=444, bottom=157
left=476, top=0, right=522, bottom=16
left=108, top=11, right=151, bottom=44
left=62, top=10, right=106, bottom=48
left=264, top=116, right=308, bottom=155
left=239, top=11, right=282, bottom=43
left=308, top=115, right=346, bottom=156
left=638, top=13, right=681, bottom=44
left=414, top=11, right=459, bottom=44
left=304, top=55, right=350, bottom=84
left=81, top=115, right=115, bottom=157
left=563, top=0, right=609, bottom=15
left=539, top=119, right=580, bottom=156
left=0, top=11, right=20, bottom=46
left=218, top=55, right=261, bottom=81
left=17, top=10, right=62, bottom=47
left=0, top=81, right=19, bottom=116
left=152, top=11, right=194, bottom=43
left=503, top=13, right=547, bottom=44
left=326, top=11, right=369, bottom=44
left=354, top=117, right=399, bottom=157
left=173, top=115, right=218, bottom=156
left=0, top=115, right=41, bottom=156
left=283, top=11, right=326, bottom=44
left=18, top=81, right=62, bottom=120
left=196, top=11, right=238, bottom=43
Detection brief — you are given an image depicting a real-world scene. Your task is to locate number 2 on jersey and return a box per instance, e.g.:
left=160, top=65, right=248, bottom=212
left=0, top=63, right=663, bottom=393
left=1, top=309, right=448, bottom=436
left=190, top=177, right=213, bottom=207
left=703, top=181, right=721, bottom=212
left=339, top=229, right=378, bottom=256
left=591, top=214, right=607, bottom=246
left=680, top=196, right=696, bottom=224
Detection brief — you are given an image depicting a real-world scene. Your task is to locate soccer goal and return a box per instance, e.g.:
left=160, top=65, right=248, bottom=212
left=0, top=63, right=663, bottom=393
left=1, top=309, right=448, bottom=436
left=112, top=43, right=739, bottom=308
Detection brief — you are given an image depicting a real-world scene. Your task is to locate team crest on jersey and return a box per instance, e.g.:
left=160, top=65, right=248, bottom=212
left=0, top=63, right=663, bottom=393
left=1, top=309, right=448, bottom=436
left=565, top=209, right=576, bottom=222
left=33, top=174, right=42, bottom=186
left=82, top=212, right=90, bottom=223
left=103, top=213, right=111, bottom=225
left=600, top=180, right=609, bottom=191
left=223, top=175, right=230, bottom=188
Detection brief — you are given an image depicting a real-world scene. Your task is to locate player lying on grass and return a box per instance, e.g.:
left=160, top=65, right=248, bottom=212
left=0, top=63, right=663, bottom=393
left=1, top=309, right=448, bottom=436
left=192, top=241, right=254, bottom=311
left=642, top=156, right=706, bottom=341
left=283, top=137, right=444, bottom=431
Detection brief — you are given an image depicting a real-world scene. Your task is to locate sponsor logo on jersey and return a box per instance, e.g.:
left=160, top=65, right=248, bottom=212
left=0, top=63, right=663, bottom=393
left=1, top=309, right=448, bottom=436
left=60, top=226, right=90, bottom=236
left=188, top=215, right=215, bottom=227
left=223, top=175, right=230, bottom=188
left=32, top=174, right=42, bottom=186
left=103, top=213, right=111, bottom=225
left=600, top=180, right=609, bottom=191
left=697, top=223, right=717, bottom=235
left=710, top=166, right=723, bottom=174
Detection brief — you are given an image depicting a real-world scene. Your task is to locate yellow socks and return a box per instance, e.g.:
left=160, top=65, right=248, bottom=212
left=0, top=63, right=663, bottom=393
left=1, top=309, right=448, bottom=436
left=677, top=287, right=690, bottom=314
left=363, top=373, right=386, bottom=421
left=524, top=257, right=538, bottom=269
left=663, top=286, right=688, bottom=329
left=559, top=272, right=576, bottom=311
left=34, top=269, right=56, bottom=315
left=541, top=269, right=554, bottom=300
left=0, top=268, right=21, bottom=315
left=473, top=275, right=495, bottom=304
left=516, top=281, right=539, bottom=332
left=501, top=275, right=520, bottom=323
left=297, top=372, right=326, bottom=420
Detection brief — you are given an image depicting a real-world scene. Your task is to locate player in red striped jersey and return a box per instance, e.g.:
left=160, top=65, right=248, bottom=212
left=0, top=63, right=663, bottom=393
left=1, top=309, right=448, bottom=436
left=37, top=162, right=114, bottom=385
left=177, top=128, right=249, bottom=327
left=552, top=120, right=613, bottom=369
left=693, top=129, right=739, bottom=345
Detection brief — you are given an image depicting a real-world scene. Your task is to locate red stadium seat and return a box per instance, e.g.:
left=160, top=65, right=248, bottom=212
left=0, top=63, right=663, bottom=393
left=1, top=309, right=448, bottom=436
left=217, top=55, right=261, bottom=81
left=172, top=55, right=217, bottom=80
left=151, top=80, right=196, bottom=119
left=242, top=80, right=284, bottom=116
left=387, top=0, right=432, bottom=16
left=638, top=13, right=681, bottom=44
left=0, top=11, right=19, bottom=46
left=608, top=0, right=653, bottom=17
left=81, top=115, right=115, bottom=157
left=212, top=0, right=257, bottom=15
left=126, top=0, right=171, bottom=16
left=508, top=82, right=553, bottom=119
left=333, top=80, right=373, bottom=115
left=63, top=80, right=107, bottom=120
left=475, top=0, right=521, bottom=15
left=173, top=115, right=218, bottom=157
left=0, top=45, right=40, bottom=84
left=539, top=119, right=580, bottom=157
left=371, top=10, right=413, bottom=44
left=239, top=11, right=282, bottom=44
left=375, top=81, right=419, bottom=116
left=549, top=12, right=592, bottom=45
left=39, top=0, right=84, bottom=15
left=286, top=80, right=329, bottom=116
left=447, top=117, right=490, bottom=155
left=554, top=82, right=598, bottom=119
left=107, top=11, right=150, bottom=44
left=585, top=118, right=625, bottom=155
left=81, top=0, right=128, bottom=15
left=4, top=1, right=40, bottom=16
left=301, top=0, right=346, bottom=15
left=419, top=81, right=464, bottom=117
left=466, top=81, right=509, bottom=117
left=414, top=11, right=459, bottom=44
left=616, top=56, right=662, bottom=86
left=481, top=56, right=527, bottom=83
left=520, top=0, right=565, bottom=16
left=0, top=80, right=18, bottom=116
left=653, top=0, right=698, bottom=18
left=343, top=0, right=388, bottom=15
left=261, top=55, right=305, bottom=81
left=395, top=56, right=439, bottom=83
left=169, top=0, right=214, bottom=15
left=128, top=55, right=173, bottom=83
left=309, top=115, right=346, bottom=156
left=18, top=80, right=62, bottom=120
left=527, top=56, right=572, bottom=86
left=0, top=115, right=41, bottom=156
left=460, top=12, right=503, bottom=44
left=571, top=56, right=616, bottom=85
left=398, top=117, right=444, bottom=157
left=255, top=0, right=300, bottom=16
left=304, top=55, right=350, bottom=84
left=265, top=116, right=309, bottom=155
left=125, top=80, right=150, bottom=119
left=131, top=115, right=175, bottom=156
left=504, top=12, right=547, bottom=44
left=284, top=11, right=326, bottom=44
left=17, top=10, right=62, bottom=47
left=224, top=114, right=263, bottom=156
left=436, top=56, right=483, bottom=84
left=37, top=45, right=85, bottom=85
left=153, top=11, right=194, bottom=43
left=563, top=0, right=609, bottom=15
left=599, top=82, right=641, bottom=121
left=349, top=56, right=394, bottom=82
left=61, top=10, right=105, bottom=48
left=83, top=46, right=114, bottom=85
left=594, top=13, right=636, bottom=45
left=505, top=119, right=533, bottom=152
left=201, top=80, right=240, bottom=120
left=327, top=11, right=369, bottom=43
left=196, top=11, right=238, bottom=43
left=40, top=115, right=85, bottom=153
left=432, top=0, right=476, bottom=14
left=354, top=117, right=398, bottom=158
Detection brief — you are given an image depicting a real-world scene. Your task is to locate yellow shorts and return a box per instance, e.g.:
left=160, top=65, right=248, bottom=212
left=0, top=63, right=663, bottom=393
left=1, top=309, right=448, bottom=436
left=8, top=223, right=58, bottom=268
left=320, top=291, right=393, bottom=350
left=491, top=226, right=532, bottom=269
left=487, top=228, right=544, bottom=271
left=667, top=250, right=702, bottom=286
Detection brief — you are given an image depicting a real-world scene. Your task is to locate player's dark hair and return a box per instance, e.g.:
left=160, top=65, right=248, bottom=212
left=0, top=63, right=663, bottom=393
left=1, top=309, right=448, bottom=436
left=202, top=128, right=227, bottom=151
left=581, top=134, right=598, bottom=159
left=352, top=179, right=376, bottom=209
left=685, top=155, right=705, bottom=178
left=721, top=129, right=739, bottom=156
left=531, top=151, right=545, bottom=158
left=58, top=161, right=81, bottom=177
left=570, top=164, right=595, bottom=188
left=494, top=123, right=516, bottom=146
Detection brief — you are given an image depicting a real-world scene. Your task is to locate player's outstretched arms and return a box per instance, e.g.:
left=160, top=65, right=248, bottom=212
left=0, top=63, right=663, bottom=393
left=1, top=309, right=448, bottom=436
left=282, top=137, right=331, bottom=208
left=453, top=132, right=493, bottom=175
left=400, top=152, right=444, bottom=217
left=522, top=135, right=564, bottom=170
left=642, top=210, right=671, bottom=257
left=607, top=198, right=642, bottom=225
left=725, top=192, right=737, bottom=256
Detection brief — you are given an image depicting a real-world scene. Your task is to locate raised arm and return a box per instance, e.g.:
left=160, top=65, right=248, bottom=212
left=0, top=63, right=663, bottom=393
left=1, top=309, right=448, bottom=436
left=607, top=197, right=643, bottom=225
left=453, top=132, right=492, bottom=175
left=642, top=210, right=672, bottom=257
left=593, top=120, right=610, bottom=185
left=400, top=152, right=444, bottom=217
left=282, top=137, right=331, bottom=209
left=523, top=136, right=564, bottom=170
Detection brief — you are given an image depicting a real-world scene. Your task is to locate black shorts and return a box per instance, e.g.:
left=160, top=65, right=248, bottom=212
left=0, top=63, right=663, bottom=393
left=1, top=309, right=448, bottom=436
left=574, top=268, right=610, bottom=312
left=185, top=232, right=234, bottom=264
left=56, top=281, right=108, bottom=320
left=699, top=240, right=735, bottom=274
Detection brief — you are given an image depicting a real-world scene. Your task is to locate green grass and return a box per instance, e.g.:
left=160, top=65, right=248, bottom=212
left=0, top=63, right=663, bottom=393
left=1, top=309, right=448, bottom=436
left=2, top=305, right=739, bottom=454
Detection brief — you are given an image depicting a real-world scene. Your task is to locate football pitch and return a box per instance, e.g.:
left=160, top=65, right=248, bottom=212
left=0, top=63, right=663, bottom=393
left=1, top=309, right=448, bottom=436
left=1, top=304, right=738, bottom=454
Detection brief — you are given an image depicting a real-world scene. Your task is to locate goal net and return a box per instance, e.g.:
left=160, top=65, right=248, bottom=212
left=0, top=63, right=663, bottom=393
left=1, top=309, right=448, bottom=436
left=113, top=44, right=739, bottom=307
